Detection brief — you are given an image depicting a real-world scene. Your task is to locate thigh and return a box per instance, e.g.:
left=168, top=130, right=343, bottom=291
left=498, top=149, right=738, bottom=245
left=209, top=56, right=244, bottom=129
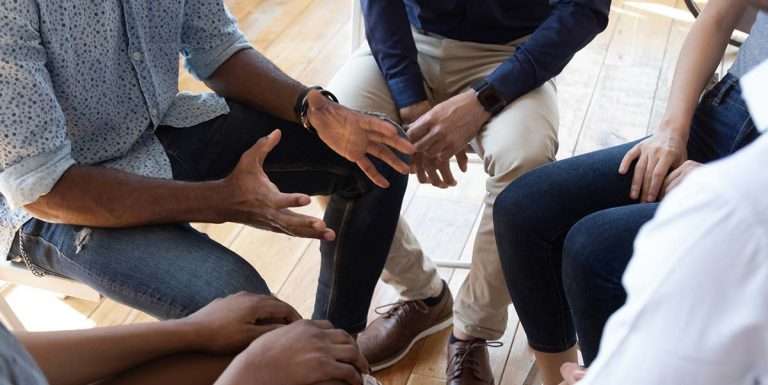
left=157, top=101, right=370, bottom=197
left=494, top=140, right=641, bottom=243
left=476, top=80, right=559, bottom=200
left=563, top=203, right=658, bottom=287
left=16, top=219, right=270, bottom=319
left=327, top=48, right=401, bottom=120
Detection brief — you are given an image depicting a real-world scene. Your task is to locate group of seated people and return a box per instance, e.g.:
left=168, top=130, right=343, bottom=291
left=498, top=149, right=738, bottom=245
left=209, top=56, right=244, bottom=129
left=0, top=0, right=766, bottom=384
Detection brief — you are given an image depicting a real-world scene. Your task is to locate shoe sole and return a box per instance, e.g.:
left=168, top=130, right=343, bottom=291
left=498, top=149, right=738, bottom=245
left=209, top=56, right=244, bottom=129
left=370, top=316, right=454, bottom=372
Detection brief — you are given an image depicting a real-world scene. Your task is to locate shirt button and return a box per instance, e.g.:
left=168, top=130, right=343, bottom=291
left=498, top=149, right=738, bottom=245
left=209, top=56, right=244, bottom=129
left=131, top=51, right=143, bottom=61
left=149, top=107, right=158, bottom=117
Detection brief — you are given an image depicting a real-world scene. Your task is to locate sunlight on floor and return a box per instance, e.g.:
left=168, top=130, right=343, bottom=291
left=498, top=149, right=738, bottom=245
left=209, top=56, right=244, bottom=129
left=626, top=1, right=696, bottom=23
left=4, top=286, right=95, bottom=331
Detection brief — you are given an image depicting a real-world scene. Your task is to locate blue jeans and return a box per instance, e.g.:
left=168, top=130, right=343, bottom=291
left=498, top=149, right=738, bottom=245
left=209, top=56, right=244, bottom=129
left=493, top=73, right=760, bottom=364
left=10, top=101, right=408, bottom=333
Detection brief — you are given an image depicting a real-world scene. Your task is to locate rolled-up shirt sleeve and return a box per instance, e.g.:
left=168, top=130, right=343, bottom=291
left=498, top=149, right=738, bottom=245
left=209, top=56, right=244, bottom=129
left=180, top=0, right=252, bottom=80
left=0, top=0, right=76, bottom=210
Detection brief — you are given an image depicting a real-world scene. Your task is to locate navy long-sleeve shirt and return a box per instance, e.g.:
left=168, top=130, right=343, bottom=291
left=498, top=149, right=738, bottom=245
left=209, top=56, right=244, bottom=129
left=361, top=0, right=611, bottom=109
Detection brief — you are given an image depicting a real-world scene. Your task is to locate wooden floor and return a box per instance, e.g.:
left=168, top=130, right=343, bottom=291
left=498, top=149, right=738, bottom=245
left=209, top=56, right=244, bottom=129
left=1, top=0, right=741, bottom=384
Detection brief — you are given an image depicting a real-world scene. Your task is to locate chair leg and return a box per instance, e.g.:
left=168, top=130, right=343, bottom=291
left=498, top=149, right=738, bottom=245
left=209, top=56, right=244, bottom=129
left=0, top=292, right=25, bottom=331
left=433, top=259, right=472, bottom=269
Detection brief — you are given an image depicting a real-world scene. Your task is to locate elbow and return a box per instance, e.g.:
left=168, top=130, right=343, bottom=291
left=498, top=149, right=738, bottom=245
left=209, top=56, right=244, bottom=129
left=23, top=196, right=68, bottom=225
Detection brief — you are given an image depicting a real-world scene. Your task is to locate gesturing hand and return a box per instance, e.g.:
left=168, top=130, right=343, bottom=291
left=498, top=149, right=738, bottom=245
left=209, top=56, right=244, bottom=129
left=180, top=292, right=302, bottom=355
left=412, top=149, right=468, bottom=188
left=307, top=91, right=415, bottom=189
left=398, top=99, right=469, bottom=188
left=407, top=91, right=490, bottom=161
left=619, top=132, right=688, bottom=202
left=227, top=320, right=369, bottom=385
left=224, top=130, right=335, bottom=240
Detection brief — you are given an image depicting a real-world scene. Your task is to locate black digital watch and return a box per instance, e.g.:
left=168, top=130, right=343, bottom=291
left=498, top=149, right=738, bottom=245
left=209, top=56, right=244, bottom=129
left=470, top=79, right=507, bottom=116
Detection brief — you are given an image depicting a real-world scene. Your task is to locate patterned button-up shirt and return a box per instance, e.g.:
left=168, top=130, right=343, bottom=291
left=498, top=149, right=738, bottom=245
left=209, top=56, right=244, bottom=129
left=0, top=0, right=250, bottom=258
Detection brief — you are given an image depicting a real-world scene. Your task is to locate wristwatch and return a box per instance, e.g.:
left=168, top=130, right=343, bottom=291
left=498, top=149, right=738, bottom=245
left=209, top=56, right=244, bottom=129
left=470, top=79, right=507, bottom=116
left=293, top=86, right=338, bottom=134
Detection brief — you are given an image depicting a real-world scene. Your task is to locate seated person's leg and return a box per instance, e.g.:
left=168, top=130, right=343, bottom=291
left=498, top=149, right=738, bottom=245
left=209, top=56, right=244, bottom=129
left=326, top=47, right=450, bottom=369
left=452, top=78, right=558, bottom=344
left=157, top=101, right=409, bottom=333
left=561, top=203, right=658, bottom=365
left=493, top=140, right=639, bottom=383
left=444, top=79, right=560, bottom=383
left=561, top=72, right=762, bottom=367
left=328, top=48, right=444, bottom=308
left=15, top=220, right=270, bottom=319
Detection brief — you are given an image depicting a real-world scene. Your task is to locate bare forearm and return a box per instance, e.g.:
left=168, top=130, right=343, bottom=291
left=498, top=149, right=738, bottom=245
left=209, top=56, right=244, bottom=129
left=17, top=320, right=201, bottom=385
left=206, top=48, right=306, bottom=122
left=24, top=166, right=231, bottom=227
left=213, top=355, right=252, bottom=385
left=661, top=0, right=746, bottom=137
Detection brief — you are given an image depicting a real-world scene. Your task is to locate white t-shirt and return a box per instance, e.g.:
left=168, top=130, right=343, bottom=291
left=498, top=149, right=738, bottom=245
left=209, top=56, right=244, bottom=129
left=579, top=132, right=768, bottom=385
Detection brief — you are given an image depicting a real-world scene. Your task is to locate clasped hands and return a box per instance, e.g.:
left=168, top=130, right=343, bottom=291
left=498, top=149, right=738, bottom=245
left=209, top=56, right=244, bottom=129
left=223, top=89, right=489, bottom=241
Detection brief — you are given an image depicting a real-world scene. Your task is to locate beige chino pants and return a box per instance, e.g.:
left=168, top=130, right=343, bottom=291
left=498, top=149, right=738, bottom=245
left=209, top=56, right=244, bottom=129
left=328, top=31, right=558, bottom=340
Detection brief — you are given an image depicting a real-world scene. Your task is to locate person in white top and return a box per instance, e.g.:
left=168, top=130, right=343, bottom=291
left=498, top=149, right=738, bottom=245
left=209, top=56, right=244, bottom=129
left=559, top=55, right=768, bottom=385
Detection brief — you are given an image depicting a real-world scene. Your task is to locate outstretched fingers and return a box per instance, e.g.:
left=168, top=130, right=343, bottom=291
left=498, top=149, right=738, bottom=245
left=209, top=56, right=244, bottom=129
left=368, top=144, right=410, bottom=174
left=271, top=208, right=335, bottom=240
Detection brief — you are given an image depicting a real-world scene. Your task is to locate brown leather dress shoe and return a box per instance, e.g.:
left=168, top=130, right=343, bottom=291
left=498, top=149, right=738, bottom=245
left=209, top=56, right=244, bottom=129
left=446, top=339, right=498, bottom=385
left=358, top=283, right=453, bottom=371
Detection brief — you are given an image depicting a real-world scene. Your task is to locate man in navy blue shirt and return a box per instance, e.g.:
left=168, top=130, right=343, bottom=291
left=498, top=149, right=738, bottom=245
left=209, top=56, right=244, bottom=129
left=328, top=1, right=609, bottom=384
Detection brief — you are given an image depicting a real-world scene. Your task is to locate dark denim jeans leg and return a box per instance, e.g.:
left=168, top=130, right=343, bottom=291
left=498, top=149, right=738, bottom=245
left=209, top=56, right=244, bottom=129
left=12, top=219, right=272, bottom=319
left=494, top=73, right=760, bottom=362
left=562, top=73, right=760, bottom=364
left=494, top=141, right=638, bottom=354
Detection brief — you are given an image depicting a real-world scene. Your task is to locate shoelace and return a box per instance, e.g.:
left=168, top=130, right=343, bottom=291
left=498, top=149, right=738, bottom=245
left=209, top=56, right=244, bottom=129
left=374, top=300, right=430, bottom=320
left=448, top=340, right=503, bottom=380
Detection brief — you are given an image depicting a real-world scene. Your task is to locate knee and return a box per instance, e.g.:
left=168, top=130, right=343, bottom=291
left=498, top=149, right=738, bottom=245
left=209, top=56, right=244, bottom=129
left=166, top=266, right=270, bottom=318
left=561, top=213, right=609, bottom=295
left=493, top=175, right=548, bottom=273
left=493, top=165, right=553, bottom=233
left=486, top=146, right=554, bottom=192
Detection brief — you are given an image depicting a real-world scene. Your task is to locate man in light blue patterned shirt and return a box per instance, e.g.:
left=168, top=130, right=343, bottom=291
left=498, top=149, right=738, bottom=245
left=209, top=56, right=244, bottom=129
left=0, top=0, right=414, bottom=334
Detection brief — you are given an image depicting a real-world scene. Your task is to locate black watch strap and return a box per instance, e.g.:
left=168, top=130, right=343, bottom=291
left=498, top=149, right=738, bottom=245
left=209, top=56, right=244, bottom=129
left=293, top=86, right=339, bottom=134
left=471, top=80, right=506, bottom=116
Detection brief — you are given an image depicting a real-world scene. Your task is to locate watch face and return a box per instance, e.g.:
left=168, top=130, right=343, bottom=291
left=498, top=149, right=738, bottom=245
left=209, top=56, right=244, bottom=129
left=478, top=86, right=505, bottom=114
left=481, top=91, right=503, bottom=108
